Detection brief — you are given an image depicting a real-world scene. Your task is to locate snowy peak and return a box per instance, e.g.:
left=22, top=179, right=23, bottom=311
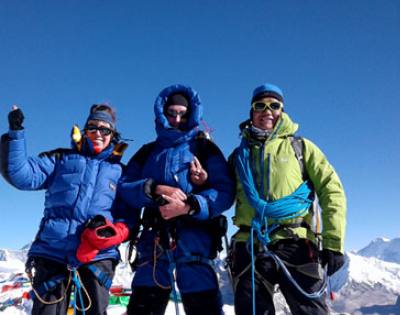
left=357, top=237, right=400, bottom=263
left=0, top=248, right=28, bottom=263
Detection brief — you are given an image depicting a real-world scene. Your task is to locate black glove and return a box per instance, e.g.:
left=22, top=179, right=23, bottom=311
left=8, top=108, right=24, bottom=130
left=86, top=215, right=115, bottom=237
left=321, top=249, right=345, bottom=276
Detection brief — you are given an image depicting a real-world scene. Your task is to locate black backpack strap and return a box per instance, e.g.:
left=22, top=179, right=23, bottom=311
left=289, top=136, right=308, bottom=181
left=193, top=132, right=222, bottom=167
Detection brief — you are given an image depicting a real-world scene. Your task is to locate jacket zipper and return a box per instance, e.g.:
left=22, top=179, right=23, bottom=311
left=260, top=144, right=265, bottom=200
left=266, top=152, right=271, bottom=202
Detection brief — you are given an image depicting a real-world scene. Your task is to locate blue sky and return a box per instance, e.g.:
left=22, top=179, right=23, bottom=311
left=0, top=1, right=399, bottom=251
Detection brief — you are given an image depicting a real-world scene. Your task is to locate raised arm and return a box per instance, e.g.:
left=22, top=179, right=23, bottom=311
left=1, top=107, right=56, bottom=190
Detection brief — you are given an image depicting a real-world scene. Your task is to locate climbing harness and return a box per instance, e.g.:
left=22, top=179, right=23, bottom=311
left=247, top=206, right=328, bottom=314
left=151, top=231, right=180, bottom=315
left=26, top=262, right=112, bottom=314
left=28, top=267, right=91, bottom=314
left=133, top=213, right=227, bottom=315
left=29, top=274, right=71, bottom=305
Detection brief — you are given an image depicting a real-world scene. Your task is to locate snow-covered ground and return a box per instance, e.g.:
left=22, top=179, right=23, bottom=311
left=2, top=237, right=400, bottom=314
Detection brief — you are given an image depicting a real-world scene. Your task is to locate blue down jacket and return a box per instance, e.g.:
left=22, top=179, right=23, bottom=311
left=1, top=129, right=125, bottom=266
left=119, top=84, right=235, bottom=293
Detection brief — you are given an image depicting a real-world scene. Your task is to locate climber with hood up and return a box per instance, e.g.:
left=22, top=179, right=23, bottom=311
left=119, top=84, right=234, bottom=315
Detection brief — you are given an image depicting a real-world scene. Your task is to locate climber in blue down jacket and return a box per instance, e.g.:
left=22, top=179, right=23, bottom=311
left=119, top=84, right=235, bottom=315
left=0, top=104, right=132, bottom=315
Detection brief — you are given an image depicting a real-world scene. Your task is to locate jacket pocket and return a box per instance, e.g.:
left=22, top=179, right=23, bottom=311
left=38, top=218, right=69, bottom=249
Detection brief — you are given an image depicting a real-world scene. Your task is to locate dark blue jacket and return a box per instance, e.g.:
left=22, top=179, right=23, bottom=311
left=1, top=129, right=125, bottom=266
left=119, top=84, right=234, bottom=292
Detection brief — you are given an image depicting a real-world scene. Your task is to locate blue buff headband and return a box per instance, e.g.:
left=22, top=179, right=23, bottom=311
left=85, top=111, right=115, bottom=130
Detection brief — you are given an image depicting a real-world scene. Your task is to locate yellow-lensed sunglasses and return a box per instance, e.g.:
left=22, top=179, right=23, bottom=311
left=251, top=100, right=283, bottom=112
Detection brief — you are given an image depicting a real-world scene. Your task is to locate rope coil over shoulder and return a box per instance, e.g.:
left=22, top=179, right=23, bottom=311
left=235, top=138, right=313, bottom=237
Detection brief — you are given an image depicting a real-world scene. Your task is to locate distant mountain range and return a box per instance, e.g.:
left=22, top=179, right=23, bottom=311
left=357, top=237, right=400, bottom=264
left=0, top=247, right=29, bottom=263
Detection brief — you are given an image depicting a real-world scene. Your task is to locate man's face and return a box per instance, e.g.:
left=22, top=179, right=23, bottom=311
left=165, top=105, right=188, bottom=129
left=251, top=97, right=283, bottom=131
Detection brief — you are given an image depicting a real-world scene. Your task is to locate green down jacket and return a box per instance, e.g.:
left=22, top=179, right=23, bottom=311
left=231, top=112, right=346, bottom=253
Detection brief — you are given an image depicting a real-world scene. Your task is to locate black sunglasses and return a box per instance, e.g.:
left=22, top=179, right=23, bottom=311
left=86, top=125, right=114, bottom=136
left=165, top=108, right=188, bottom=118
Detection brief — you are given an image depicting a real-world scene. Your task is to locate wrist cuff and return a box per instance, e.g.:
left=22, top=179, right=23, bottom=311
left=144, top=178, right=157, bottom=199
left=186, top=195, right=200, bottom=216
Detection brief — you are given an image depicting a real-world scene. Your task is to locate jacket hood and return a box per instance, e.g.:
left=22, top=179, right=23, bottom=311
left=154, top=84, right=203, bottom=146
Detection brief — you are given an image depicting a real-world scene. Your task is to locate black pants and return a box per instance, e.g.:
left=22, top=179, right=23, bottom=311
left=30, top=257, right=116, bottom=315
left=127, top=286, right=223, bottom=315
left=232, top=239, right=328, bottom=315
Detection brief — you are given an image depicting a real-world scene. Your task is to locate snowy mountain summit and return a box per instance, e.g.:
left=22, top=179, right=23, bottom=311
left=357, top=237, right=400, bottom=264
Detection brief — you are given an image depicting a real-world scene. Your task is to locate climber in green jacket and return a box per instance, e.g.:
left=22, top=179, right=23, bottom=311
left=230, top=83, right=346, bottom=315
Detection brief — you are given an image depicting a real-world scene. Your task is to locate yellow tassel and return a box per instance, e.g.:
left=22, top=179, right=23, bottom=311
left=113, top=142, right=128, bottom=156
left=71, top=125, right=82, bottom=151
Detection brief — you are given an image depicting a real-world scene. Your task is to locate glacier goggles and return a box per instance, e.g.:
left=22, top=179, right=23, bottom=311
left=251, top=100, right=283, bottom=112
left=165, top=108, right=188, bottom=118
left=85, top=125, right=114, bottom=136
